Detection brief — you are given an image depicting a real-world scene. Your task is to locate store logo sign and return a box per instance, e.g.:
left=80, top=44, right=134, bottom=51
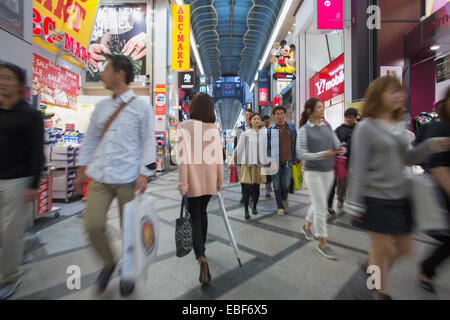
left=155, top=84, right=166, bottom=116
left=259, top=88, right=268, bottom=106
left=310, top=53, right=345, bottom=101
left=317, top=0, right=343, bottom=30
left=171, top=5, right=190, bottom=71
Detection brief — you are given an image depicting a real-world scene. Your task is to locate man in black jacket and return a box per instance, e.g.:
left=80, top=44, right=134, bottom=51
left=327, top=108, right=357, bottom=215
left=0, top=62, right=44, bottom=300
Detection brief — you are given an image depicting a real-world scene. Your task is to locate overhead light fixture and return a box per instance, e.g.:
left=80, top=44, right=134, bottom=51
left=190, top=29, right=205, bottom=75
left=430, top=45, right=440, bottom=51
left=249, top=82, right=255, bottom=92
left=253, top=0, right=293, bottom=79
left=176, top=0, right=183, bottom=4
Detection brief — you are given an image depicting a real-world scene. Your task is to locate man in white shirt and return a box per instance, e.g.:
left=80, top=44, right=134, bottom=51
left=74, top=54, right=155, bottom=296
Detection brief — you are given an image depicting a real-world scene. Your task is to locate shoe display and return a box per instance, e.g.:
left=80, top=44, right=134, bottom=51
left=97, top=264, right=116, bottom=294
left=0, top=279, right=22, bottom=300
left=317, top=245, right=338, bottom=260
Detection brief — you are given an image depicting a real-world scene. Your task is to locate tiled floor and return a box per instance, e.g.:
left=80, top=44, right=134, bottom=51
left=10, top=170, right=450, bottom=300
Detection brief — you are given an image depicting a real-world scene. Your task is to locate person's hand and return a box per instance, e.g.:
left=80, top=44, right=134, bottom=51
left=135, top=175, right=149, bottom=194
left=436, top=137, right=450, bottom=152
left=88, top=43, right=111, bottom=70
left=122, top=32, right=147, bottom=60
left=323, top=149, right=337, bottom=159
left=24, top=189, right=38, bottom=202
left=270, top=162, right=278, bottom=171
left=337, top=146, right=346, bottom=156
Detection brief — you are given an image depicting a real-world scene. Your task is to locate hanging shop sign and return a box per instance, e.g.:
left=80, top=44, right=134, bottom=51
left=87, top=3, right=148, bottom=82
left=171, top=5, right=190, bottom=71
left=309, top=53, right=344, bottom=102
left=317, top=0, right=344, bottom=30
left=179, top=70, right=195, bottom=89
left=0, top=0, right=24, bottom=38
left=155, top=84, right=166, bottom=116
left=259, top=88, right=269, bottom=106
left=32, top=0, right=100, bottom=69
left=32, top=54, right=79, bottom=109
left=436, top=55, right=450, bottom=83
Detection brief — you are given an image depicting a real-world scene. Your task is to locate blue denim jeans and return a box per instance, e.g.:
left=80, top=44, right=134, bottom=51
left=272, top=161, right=292, bottom=209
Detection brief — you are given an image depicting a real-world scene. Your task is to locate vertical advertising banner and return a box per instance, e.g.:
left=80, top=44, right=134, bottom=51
left=171, top=5, right=190, bottom=71
left=317, top=0, right=344, bottom=30
left=32, top=0, right=100, bottom=68
left=259, top=88, right=269, bottom=106
left=155, top=84, right=166, bottom=116
left=87, top=3, right=148, bottom=82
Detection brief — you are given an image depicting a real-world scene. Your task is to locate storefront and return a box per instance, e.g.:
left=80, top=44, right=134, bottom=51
left=309, top=53, right=345, bottom=129
left=406, top=2, right=450, bottom=125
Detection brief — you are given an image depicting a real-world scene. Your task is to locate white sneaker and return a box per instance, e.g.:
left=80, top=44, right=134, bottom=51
left=277, top=209, right=285, bottom=216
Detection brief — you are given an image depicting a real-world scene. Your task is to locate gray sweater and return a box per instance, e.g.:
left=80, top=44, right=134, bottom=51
left=344, top=118, right=442, bottom=217
left=297, top=120, right=341, bottom=172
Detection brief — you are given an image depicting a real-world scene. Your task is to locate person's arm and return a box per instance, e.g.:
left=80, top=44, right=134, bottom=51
left=405, top=137, right=448, bottom=166
left=344, top=124, right=371, bottom=218
left=26, top=110, right=45, bottom=191
left=177, top=126, right=189, bottom=196
left=296, top=126, right=329, bottom=161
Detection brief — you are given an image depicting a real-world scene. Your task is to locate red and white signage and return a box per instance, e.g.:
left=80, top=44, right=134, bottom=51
left=36, top=175, right=53, bottom=218
left=309, top=53, right=344, bottom=102
left=317, top=0, right=344, bottom=30
left=32, top=54, right=79, bottom=109
left=259, top=88, right=268, bottom=106
left=155, top=84, right=166, bottom=116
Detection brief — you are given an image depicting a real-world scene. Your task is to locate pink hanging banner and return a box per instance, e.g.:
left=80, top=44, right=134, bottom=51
left=317, top=0, right=344, bottom=30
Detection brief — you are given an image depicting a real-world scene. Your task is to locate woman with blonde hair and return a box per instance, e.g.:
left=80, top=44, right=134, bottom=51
left=345, top=76, right=450, bottom=299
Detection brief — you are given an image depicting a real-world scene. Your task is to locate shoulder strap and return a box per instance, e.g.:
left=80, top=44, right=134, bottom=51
left=100, top=96, right=136, bottom=140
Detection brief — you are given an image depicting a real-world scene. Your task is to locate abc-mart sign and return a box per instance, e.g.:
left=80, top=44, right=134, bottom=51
left=309, top=53, right=344, bottom=102
left=32, top=8, right=92, bottom=70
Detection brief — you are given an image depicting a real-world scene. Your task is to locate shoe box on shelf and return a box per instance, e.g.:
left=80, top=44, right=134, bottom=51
left=51, top=145, right=79, bottom=167
left=52, top=168, right=78, bottom=200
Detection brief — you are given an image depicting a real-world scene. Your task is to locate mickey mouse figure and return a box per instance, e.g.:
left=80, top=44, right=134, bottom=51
left=274, top=40, right=296, bottom=74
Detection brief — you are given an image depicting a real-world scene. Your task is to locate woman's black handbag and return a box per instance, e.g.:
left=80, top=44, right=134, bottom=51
left=175, top=196, right=193, bottom=257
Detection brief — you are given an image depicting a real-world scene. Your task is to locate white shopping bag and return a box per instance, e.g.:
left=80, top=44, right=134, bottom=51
left=122, top=193, right=159, bottom=281
left=411, top=173, right=449, bottom=232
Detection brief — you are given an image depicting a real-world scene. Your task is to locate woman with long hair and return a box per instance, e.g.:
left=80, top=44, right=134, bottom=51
left=177, top=93, right=224, bottom=286
left=230, top=113, right=267, bottom=220
left=297, top=98, right=346, bottom=260
left=345, top=76, right=450, bottom=299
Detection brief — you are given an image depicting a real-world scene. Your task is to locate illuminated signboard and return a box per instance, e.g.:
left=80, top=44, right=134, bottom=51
left=32, top=0, right=100, bottom=69
left=317, top=0, right=343, bottom=30
left=171, top=5, right=190, bottom=71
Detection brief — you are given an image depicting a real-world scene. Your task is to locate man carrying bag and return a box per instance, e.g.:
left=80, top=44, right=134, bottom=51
left=74, top=55, right=156, bottom=296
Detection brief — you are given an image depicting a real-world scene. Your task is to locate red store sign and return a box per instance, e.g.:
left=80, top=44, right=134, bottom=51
left=259, top=88, right=268, bottom=106
left=309, top=53, right=344, bottom=102
left=317, top=0, right=344, bottom=30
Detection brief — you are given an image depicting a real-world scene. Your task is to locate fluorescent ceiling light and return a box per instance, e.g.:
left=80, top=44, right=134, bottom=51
left=249, top=83, right=254, bottom=92
left=430, top=45, right=440, bottom=51
left=253, top=0, right=293, bottom=78
left=176, top=0, right=183, bottom=4
left=191, top=29, right=205, bottom=75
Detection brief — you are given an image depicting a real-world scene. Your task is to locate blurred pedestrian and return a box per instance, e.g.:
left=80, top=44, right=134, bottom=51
left=344, top=76, right=450, bottom=299
left=74, top=54, right=156, bottom=296
left=234, top=108, right=253, bottom=204
left=418, top=88, right=450, bottom=293
left=0, top=62, right=44, bottom=300
left=177, top=93, right=224, bottom=286
left=297, top=98, right=346, bottom=260
left=230, top=113, right=267, bottom=220
left=267, top=106, right=299, bottom=215
left=327, top=108, right=358, bottom=216
left=262, top=115, right=273, bottom=197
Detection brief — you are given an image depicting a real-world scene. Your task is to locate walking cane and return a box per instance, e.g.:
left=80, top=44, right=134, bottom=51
left=217, top=192, right=242, bottom=267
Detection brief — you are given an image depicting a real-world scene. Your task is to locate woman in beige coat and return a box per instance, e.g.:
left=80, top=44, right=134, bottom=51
left=177, top=93, right=224, bottom=286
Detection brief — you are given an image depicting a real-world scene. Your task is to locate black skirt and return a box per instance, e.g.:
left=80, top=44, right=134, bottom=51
left=351, top=197, right=413, bottom=235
